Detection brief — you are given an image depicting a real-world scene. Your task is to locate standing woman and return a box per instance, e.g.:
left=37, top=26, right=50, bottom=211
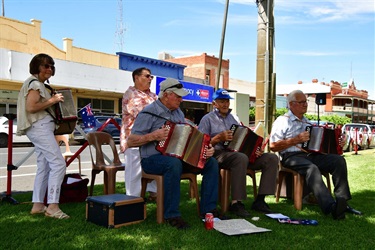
left=17, top=53, right=69, bottom=219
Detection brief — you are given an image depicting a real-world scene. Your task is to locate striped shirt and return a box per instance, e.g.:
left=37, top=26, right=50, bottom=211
left=270, top=110, right=310, bottom=154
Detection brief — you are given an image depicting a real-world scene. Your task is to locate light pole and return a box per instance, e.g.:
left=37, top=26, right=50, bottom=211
left=2, top=0, right=5, bottom=16
left=216, top=0, right=230, bottom=91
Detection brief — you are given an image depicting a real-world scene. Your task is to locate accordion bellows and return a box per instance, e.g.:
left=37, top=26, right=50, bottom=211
left=53, top=89, right=77, bottom=135
left=224, top=124, right=264, bottom=163
left=302, top=126, right=343, bottom=155
left=156, top=121, right=210, bottom=169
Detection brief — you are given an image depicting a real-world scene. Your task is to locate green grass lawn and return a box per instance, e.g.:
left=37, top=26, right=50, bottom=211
left=1, top=149, right=374, bottom=249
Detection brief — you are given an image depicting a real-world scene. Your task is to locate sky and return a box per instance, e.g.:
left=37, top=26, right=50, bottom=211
left=3, top=0, right=375, bottom=99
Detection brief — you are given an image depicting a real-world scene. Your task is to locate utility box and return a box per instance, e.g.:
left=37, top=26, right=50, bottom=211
left=86, top=194, right=145, bottom=229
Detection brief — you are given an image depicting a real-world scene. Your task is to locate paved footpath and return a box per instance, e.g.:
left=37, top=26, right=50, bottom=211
left=0, top=144, right=125, bottom=195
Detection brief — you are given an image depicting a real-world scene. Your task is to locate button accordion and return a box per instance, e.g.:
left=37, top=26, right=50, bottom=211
left=156, top=121, right=211, bottom=169
left=301, top=126, right=343, bottom=155
left=53, top=89, right=78, bottom=135
left=223, top=124, right=264, bottom=164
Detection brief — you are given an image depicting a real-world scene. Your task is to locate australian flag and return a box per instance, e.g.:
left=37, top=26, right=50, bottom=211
left=78, top=103, right=96, bottom=128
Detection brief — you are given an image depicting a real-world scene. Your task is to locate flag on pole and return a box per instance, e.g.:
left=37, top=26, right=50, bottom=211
left=78, top=103, right=96, bottom=128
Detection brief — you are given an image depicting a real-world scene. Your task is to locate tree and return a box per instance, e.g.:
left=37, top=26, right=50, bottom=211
left=249, top=107, right=351, bottom=126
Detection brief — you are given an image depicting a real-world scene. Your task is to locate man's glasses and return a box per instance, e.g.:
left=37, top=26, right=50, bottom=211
left=163, top=83, right=183, bottom=92
left=292, top=100, right=308, bottom=105
left=42, top=64, right=55, bottom=70
left=141, top=74, right=154, bottom=79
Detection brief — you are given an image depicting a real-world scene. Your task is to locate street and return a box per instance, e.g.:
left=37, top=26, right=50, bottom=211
left=0, top=143, right=125, bottom=195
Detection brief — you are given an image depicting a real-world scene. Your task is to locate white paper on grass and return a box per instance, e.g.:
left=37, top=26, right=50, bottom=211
left=213, top=219, right=271, bottom=236
left=66, top=177, right=82, bottom=184
left=265, top=213, right=290, bottom=220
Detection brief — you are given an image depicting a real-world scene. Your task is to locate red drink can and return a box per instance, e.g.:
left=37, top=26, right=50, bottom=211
left=205, top=213, right=214, bottom=230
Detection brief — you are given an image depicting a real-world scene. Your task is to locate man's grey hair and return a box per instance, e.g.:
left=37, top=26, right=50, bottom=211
left=158, top=90, right=170, bottom=98
left=287, top=90, right=304, bottom=103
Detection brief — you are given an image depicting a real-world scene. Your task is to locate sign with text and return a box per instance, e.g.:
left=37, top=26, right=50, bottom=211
left=156, top=77, right=214, bottom=104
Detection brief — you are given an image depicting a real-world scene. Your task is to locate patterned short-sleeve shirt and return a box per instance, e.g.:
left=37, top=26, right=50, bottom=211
left=120, top=86, right=157, bottom=151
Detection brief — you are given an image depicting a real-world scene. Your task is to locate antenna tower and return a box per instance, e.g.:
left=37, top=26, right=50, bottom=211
left=115, top=0, right=125, bottom=52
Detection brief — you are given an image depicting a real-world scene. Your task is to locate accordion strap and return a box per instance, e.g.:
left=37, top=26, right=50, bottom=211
left=142, top=111, right=170, bottom=122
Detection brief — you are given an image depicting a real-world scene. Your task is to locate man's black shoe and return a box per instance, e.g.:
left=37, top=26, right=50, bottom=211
left=229, top=201, right=251, bottom=217
left=346, top=206, right=363, bottom=216
left=332, top=197, right=347, bottom=220
left=251, top=200, right=274, bottom=214
left=165, top=216, right=190, bottom=230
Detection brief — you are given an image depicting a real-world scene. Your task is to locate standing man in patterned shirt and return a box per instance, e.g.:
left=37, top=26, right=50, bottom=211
left=120, top=67, right=157, bottom=198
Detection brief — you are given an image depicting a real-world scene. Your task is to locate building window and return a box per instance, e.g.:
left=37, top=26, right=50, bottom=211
left=77, top=98, right=115, bottom=115
left=205, top=70, right=210, bottom=85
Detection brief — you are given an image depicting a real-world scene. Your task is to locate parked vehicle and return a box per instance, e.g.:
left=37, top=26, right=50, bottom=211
left=368, top=125, right=375, bottom=148
left=0, top=116, right=32, bottom=147
left=73, top=116, right=122, bottom=144
left=341, top=123, right=373, bottom=151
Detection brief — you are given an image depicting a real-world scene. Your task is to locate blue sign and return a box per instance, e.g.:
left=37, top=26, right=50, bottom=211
left=156, top=77, right=214, bottom=104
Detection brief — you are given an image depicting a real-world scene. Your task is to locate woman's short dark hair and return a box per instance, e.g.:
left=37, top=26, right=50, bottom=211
left=29, top=53, right=55, bottom=76
left=132, top=67, right=151, bottom=82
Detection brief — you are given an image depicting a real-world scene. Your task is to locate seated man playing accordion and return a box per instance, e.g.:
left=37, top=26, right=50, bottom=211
left=127, top=78, right=227, bottom=230
left=270, top=90, right=362, bottom=219
left=198, top=89, right=279, bottom=217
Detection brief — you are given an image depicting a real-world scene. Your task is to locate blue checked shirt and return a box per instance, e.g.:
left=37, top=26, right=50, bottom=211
left=131, top=99, right=185, bottom=158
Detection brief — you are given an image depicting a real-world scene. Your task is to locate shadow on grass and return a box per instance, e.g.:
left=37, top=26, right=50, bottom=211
left=1, top=180, right=374, bottom=249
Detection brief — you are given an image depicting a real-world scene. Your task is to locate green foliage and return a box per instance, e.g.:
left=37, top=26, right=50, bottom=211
left=249, top=107, right=255, bottom=120
left=304, top=114, right=351, bottom=125
left=250, top=107, right=351, bottom=125
left=275, top=108, right=288, bottom=118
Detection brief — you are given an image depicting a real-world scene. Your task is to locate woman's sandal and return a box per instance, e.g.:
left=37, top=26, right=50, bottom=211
left=30, top=206, right=47, bottom=215
left=45, top=210, right=70, bottom=219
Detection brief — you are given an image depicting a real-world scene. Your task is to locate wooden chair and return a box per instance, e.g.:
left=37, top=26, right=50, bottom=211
left=219, top=168, right=260, bottom=213
left=141, top=170, right=200, bottom=224
left=55, top=134, right=82, bottom=175
left=86, top=132, right=125, bottom=196
left=275, top=162, right=332, bottom=210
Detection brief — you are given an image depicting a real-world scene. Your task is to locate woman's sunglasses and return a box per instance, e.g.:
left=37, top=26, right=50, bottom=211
left=42, top=64, right=55, bottom=70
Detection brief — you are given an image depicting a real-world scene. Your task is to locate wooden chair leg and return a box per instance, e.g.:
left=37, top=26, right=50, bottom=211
left=247, top=169, right=258, bottom=198
left=183, top=174, right=200, bottom=216
left=155, top=177, right=164, bottom=224
left=90, top=170, right=99, bottom=196
left=141, top=173, right=164, bottom=224
left=276, top=171, right=286, bottom=203
left=106, top=169, right=117, bottom=195
left=219, top=169, right=230, bottom=213
left=293, top=173, right=303, bottom=210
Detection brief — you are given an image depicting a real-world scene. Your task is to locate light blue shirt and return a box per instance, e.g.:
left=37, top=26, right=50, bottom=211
left=270, top=109, right=310, bottom=154
left=198, top=108, right=240, bottom=150
left=131, top=99, right=185, bottom=158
